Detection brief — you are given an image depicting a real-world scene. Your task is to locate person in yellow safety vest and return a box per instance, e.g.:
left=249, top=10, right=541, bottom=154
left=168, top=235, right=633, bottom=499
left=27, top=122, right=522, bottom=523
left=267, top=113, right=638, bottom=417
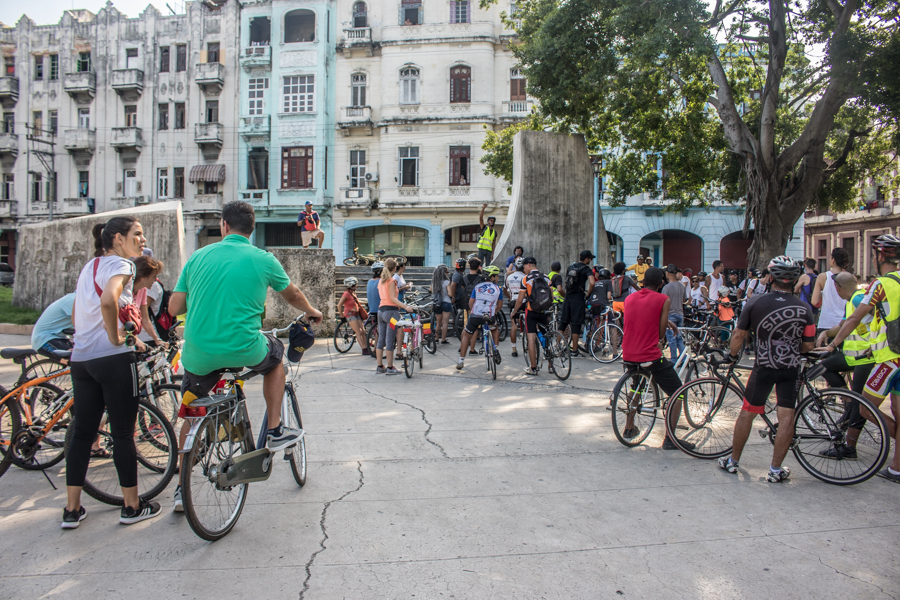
left=626, top=255, right=649, bottom=286
left=548, top=261, right=565, bottom=304
left=814, top=272, right=876, bottom=460
left=476, top=203, right=498, bottom=266
left=823, top=234, right=900, bottom=483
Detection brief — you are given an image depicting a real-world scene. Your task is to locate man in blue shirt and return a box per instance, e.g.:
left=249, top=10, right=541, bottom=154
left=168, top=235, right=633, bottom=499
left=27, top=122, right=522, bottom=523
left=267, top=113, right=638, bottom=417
left=32, top=292, right=75, bottom=357
left=297, top=201, right=325, bottom=248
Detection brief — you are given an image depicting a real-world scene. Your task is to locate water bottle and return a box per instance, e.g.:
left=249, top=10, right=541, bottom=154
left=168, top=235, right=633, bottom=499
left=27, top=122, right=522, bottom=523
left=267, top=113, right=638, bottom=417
left=537, top=331, right=546, bottom=347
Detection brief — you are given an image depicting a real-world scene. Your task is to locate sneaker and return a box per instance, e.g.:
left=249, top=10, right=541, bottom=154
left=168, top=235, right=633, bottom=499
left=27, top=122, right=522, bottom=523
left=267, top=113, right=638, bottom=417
left=385, top=367, right=401, bottom=375
left=362, top=348, right=372, bottom=356
left=61, top=506, right=86, bottom=529
left=376, top=365, right=386, bottom=374
left=718, top=456, right=739, bottom=474
left=766, top=467, right=791, bottom=483
left=661, top=436, right=695, bottom=450
left=818, top=444, right=858, bottom=461
left=441, top=340, right=450, bottom=345
left=571, top=351, right=583, bottom=358
left=876, top=468, right=900, bottom=483
left=524, top=366, right=539, bottom=376
left=469, top=350, right=479, bottom=356
left=622, top=427, right=639, bottom=439
left=266, top=426, right=305, bottom=452
left=493, top=349, right=502, bottom=365
left=173, top=486, right=184, bottom=513
left=456, top=359, right=464, bottom=371
left=511, top=348, right=518, bottom=357
left=119, top=499, right=162, bottom=525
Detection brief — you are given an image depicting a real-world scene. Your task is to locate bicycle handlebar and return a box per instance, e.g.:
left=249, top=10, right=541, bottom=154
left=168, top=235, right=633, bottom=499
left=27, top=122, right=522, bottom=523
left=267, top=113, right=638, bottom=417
left=261, top=313, right=308, bottom=337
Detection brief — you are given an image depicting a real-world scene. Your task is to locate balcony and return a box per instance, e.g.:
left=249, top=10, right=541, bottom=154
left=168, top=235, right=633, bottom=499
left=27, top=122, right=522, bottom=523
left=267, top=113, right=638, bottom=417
left=337, top=106, right=373, bottom=135
left=194, top=123, right=224, bottom=148
left=0, top=76, right=18, bottom=108
left=185, top=193, right=224, bottom=214
left=110, top=127, right=143, bottom=151
left=63, top=129, right=96, bottom=154
left=340, top=187, right=372, bottom=201
left=109, top=196, right=146, bottom=210
left=110, top=69, right=144, bottom=96
left=240, top=45, right=271, bottom=70
left=238, top=115, right=270, bottom=140
left=28, top=201, right=59, bottom=216
left=339, top=28, right=374, bottom=55
left=500, top=100, right=534, bottom=122
left=0, top=201, right=17, bottom=218
left=0, top=133, right=17, bottom=156
left=60, top=198, right=94, bottom=216
left=239, top=189, right=269, bottom=207
left=195, top=62, right=225, bottom=94
left=63, top=72, right=96, bottom=101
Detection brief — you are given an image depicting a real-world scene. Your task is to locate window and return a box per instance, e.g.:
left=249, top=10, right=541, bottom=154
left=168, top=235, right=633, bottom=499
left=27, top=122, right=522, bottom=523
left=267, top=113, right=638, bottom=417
left=77, top=52, right=91, bottom=73
left=124, top=105, right=137, bottom=127
left=206, top=100, right=219, bottom=123
left=459, top=225, right=481, bottom=243
left=176, top=45, right=186, bottom=72
left=284, top=10, right=316, bottom=43
left=281, top=146, right=314, bottom=188
left=159, top=46, right=170, bottom=72
left=842, top=237, right=856, bottom=270
left=450, top=66, right=471, bottom=103
left=399, top=146, right=419, bottom=186
left=49, top=55, right=58, bottom=80
left=33, top=56, right=43, bottom=80
left=49, top=110, right=57, bottom=135
left=78, top=108, right=90, bottom=129
left=173, top=167, right=184, bottom=198
left=353, top=2, right=367, bottom=27
left=3, top=56, right=13, bottom=76
left=248, top=148, right=269, bottom=189
left=174, top=103, right=185, bottom=129
left=510, top=68, right=526, bottom=100
left=158, top=168, right=169, bottom=198
left=401, top=0, right=421, bottom=25
left=282, top=75, right=315, bottom=113
left=78, top=171, right=89, bottom=198
left=3, top=113, right=14, bottom=134
left=126, top=48, right=138, bottom=69
left=207, top=42, right=220, bottom=64
left=350, top=150, right=366, bottom=188
left=158, top=104, right=169, bottom=130
left=2, top=174, right=13, bottom=200
left=248, top=78, right=268, bottom=115
left=31, top=172, right=42, bottom=202
left=124, top=170, right=137, bottom=196
left=817, top=239, right=828, bottom=274
left=451, top=0, right=470, bottom=24
left=450, top=146, right=470, bottom=186
left=400, top=68, right=419, bottom=104
left=204, top=181, right=218, bottom=194
left=32, top=111, right=42, bottom=133
left=250, top=17, right=271, bottom=45
left=351, top=73, right=366, bottom=107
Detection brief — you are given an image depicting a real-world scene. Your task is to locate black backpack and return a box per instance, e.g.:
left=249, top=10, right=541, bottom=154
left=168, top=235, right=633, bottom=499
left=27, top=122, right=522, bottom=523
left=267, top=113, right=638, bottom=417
left=150, top=280, right=175, bottom=338
left=565, top=263, right=588, bottom=294
left=587, top=282, right=607, bottom=310
left=528, top=274, right=553, bottom=312
left=462, top=273, right=484, bottom=304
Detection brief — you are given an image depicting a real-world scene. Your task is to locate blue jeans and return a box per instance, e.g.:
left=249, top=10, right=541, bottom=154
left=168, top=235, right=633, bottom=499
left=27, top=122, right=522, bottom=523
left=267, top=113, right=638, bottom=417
left=666, top=313, right=685, bottom=362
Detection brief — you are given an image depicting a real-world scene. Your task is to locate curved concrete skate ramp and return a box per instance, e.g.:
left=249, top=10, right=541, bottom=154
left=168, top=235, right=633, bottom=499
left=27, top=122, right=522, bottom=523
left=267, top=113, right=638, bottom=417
left=493, top=131, right=609, bottom=271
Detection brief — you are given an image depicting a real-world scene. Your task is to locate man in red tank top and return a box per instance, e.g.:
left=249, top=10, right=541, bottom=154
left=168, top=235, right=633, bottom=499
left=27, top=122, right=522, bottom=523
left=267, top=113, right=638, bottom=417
left=622, top=267, right=691, bottom=449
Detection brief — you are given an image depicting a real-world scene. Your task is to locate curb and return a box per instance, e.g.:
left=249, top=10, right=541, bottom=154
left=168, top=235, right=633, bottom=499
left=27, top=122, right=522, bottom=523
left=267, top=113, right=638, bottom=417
left=0, top=324, right=33, bottom=335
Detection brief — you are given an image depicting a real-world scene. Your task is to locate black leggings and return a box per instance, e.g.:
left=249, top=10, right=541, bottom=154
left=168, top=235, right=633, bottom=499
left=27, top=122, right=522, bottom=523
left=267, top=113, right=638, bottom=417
left=819, top=352, right=873, bottom=429
left=66, top=353, right=140, bottom=488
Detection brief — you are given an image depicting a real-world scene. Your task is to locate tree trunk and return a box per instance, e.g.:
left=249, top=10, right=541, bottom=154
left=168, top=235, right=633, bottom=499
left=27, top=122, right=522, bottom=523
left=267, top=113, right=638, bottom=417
left=743, top=158, right=805, bottom=269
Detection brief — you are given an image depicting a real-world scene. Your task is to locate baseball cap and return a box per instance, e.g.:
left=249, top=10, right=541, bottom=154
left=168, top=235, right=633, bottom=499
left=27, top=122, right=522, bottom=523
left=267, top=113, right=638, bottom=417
left=580, top=250, right=595, bottom=260
left=287, top=320, right=316, bottom=362
left=523, top=256, right=537, bottom=265
left=305, top=201, right=313, bottom=206
left=666, top=263, right=678, bottom=273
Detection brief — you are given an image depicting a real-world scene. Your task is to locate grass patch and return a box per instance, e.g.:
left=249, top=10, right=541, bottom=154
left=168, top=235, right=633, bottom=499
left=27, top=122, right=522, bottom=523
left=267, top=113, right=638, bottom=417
left=0, top=286, right=42, bottom=325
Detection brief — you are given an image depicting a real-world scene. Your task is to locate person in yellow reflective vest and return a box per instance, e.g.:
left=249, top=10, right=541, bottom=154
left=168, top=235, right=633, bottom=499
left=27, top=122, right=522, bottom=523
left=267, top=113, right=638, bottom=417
left=824, top=234, right=900, bottom=483
left=476, top=203, right=497, bottom=266
left=627, top=255, right=649, bottom=287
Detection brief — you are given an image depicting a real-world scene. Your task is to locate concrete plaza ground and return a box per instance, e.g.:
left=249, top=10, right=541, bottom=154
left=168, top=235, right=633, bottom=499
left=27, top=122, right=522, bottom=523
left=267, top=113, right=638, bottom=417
left=0, top=333, right=897, bottom=599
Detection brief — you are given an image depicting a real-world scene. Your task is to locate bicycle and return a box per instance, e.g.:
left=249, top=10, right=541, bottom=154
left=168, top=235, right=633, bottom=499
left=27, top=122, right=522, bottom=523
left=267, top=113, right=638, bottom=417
left=664, top=354, right=892, bottom=485
left=480, top=315, right=501, bottom=380
left=333, top=316, right=369, bottom=354
left=395, top=308, right=428, bottom=378
left=343, top=247, right=407, bottom=267
left=179, top=315, right=309, bottom=541
left=516, top=312, right=571, bottom=381
left=586, top=306, right=624, bottom=364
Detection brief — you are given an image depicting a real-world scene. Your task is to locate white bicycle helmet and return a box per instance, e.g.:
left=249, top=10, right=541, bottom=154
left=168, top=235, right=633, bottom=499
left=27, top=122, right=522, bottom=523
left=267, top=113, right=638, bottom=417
left=767, top=255, right=801, bottom=283
left=344, top=276, right=358, bottom=288
left=371, top=261, right=385, bottom=271
left=514, top=256, right=525, bottom=269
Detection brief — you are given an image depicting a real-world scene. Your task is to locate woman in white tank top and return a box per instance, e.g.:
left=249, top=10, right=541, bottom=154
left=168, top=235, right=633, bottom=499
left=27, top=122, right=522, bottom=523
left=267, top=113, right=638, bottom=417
left=818, top=271, right=846, bottom=329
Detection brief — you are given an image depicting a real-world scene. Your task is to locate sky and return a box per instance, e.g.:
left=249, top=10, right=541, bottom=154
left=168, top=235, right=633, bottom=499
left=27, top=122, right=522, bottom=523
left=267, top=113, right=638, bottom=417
left=1, top=0, right=176, bottom=26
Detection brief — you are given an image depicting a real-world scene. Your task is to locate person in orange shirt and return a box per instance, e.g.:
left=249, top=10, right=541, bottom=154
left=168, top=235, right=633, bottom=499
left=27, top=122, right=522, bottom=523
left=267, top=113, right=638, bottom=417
left=715, top=287, right=735, bottom=343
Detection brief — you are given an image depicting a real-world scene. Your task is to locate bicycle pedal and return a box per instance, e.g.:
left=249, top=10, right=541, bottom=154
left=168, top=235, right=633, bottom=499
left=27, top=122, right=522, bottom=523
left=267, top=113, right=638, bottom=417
left=758, top=429, right=770, bottom=438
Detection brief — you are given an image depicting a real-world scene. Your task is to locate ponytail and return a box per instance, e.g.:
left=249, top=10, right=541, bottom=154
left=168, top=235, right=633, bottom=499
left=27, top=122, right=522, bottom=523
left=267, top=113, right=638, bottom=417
left=93, top=216, right=138, bottom=257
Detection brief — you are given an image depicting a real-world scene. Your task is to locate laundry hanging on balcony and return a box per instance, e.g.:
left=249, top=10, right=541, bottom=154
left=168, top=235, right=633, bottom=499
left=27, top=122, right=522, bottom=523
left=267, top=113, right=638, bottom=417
left=188, top=164, right=226, bottom=183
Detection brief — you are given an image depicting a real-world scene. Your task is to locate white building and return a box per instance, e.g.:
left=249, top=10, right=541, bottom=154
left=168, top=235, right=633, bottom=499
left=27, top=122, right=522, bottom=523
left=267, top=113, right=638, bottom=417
left=332, top=0, right=530, bottom=266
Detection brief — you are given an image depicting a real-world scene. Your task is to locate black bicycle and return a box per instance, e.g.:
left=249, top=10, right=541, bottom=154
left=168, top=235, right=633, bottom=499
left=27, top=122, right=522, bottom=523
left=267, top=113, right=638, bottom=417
left=516, top=312, right=571, bottom=381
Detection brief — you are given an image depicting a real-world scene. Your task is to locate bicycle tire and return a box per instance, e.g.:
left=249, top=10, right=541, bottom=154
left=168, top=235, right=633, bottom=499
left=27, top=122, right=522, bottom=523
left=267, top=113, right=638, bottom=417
left=15, top=383, right=68, bottom=470
left=418, top=342, right=423, bottom=369
left=24, top=359, right=72, bottom=390
left=284, top=385, right=307, bottom=487
left=404, top=350, right=414, bottom=378
left=487, top=345, right=496, bottom=380
left=496, top=311, right=509, bottom=343
left=664, top=377, right=742, bottom=459
left=791, top=390, right=891, bottom=485
left=366, top=321, right=378, bottom=357
left=333, top=320, right=355, bottom=354
left=610, top=369, right=658, bottom=446
left=65, top=400, right=177, bottom=506
left=590, top=323, right=623, bottom=364
left=181, top=415, right=251, bottom=541
left=0, top=393, right=22, bottom=479
left=148, top=383, right=184, bottom=429
left=549, top=331, right=571, bottom=381
left=342, top=257, right=358, bottom=266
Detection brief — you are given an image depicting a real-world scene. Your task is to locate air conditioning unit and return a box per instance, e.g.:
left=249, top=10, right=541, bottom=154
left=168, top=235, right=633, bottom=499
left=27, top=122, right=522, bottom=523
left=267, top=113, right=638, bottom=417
left=365, top=172, right=379, bottom=182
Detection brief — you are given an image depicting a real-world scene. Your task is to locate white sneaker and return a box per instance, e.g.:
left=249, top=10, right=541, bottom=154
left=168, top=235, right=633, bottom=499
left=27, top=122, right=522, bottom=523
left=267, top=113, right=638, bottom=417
left=173, top=486, right=184, bottom=513
left=266, top=426, right=305, bottom=452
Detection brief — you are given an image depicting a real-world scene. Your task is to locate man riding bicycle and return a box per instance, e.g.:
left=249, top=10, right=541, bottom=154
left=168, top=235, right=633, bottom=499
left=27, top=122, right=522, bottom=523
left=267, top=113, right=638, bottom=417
left=456, top=265, right=503, bottom=371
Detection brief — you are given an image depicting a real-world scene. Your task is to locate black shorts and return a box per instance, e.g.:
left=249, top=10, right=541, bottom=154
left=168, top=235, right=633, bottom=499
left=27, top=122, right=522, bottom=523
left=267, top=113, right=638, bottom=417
left=559, top=296, right=586, bottom=334
left=464, top=314, right=496, bottom=335
left=181, top=333, right=285, bottom=398
left=524, top=310, right=548, bottom=334
left=743, top=366, right=801, bottom=414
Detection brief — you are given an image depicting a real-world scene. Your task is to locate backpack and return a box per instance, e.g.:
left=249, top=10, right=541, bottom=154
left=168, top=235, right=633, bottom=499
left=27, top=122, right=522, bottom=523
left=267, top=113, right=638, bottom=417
left=612, top=275, right=625, bottom=298
left=587, top=282, right=607, bottom=310
left=565, top=263, right=588, bottom=294
left=527, top=274, right=553, bottom=312
left=462, top=273, right=484, bottom=304
left=150, top=280, right=176, bottom=338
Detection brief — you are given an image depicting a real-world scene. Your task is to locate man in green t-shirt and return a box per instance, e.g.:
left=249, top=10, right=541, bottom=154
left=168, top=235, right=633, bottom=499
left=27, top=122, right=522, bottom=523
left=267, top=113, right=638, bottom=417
left=169, top=201, right=323, bottom=454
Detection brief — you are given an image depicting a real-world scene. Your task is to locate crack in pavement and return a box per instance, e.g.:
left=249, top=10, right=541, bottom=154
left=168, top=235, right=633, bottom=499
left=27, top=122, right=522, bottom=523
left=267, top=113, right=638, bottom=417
left=347, top=382, right=450, bottom=459
left=298, top=460, right=364, bottom=600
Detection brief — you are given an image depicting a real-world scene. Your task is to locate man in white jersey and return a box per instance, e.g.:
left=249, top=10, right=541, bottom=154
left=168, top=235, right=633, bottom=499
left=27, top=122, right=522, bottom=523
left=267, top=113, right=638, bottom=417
left=457, top=265, right=503, bottom=370
left=706, top=260, right=725, bottom=299
left=811, top=247, right=851, bottom=336
left=505, top=257, right=526, bottom=357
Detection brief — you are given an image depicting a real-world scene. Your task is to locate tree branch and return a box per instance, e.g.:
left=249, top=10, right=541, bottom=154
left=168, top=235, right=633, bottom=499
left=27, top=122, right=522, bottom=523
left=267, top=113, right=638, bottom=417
left=704, top=0, right=744, bottom=27
left=786, top=72, right=829, bottom=108
left=826, top=0, right=843, bottom=20
left=759, top=0, right=789, bottom=174
left=823, top=128, right=872, bottom=178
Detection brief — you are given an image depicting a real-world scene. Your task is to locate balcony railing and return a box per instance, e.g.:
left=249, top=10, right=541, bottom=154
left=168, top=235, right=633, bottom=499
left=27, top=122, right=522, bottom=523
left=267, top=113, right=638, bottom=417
left=110, top=127, right=143, bottom=151
left=239, top=189, right=269, bottom=207
left=194, top=122, right=224, bottom=147
left=28, top=201, right=59, bottom=216
left=0, top=76, right=18, bottom=107
left=195, top=62, right=225, bottom=93
left=240, top=45, right=271, bottom=69
left=63, top=72, right=96, bottom=100
left=338, top=107, right=374, bottom=135
left=340, top=187, right=372, bottom=201
left=60, top=198, right=95, bottom=215
left=110, top=69, right=144, bottom=96
left=63, top=129, right=96, bottom=153
left=185, top=193, right=224, bottom=213
left=0, top=201, right=17, bottom=218
left=502, top=100, right=533, bottom=115
left=109, top=196, right=146, bottom=210
left=238, top=115, right=270, bottom=139
left=339, top=28, right=374, bottom=54
left=0, top=133, right=17, bottom=155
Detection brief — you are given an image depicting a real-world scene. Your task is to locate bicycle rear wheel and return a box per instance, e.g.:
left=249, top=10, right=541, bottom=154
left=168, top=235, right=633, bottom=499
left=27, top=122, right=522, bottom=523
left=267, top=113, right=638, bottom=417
left=665, top=378, right=742, bottom=458
left=24, top=360, right=72, bottom=391
left=366, top=321, right=378, bottom=357
left=548, top=331, right=571, bottom=381
left=181, top=413, right=251, bottom=541
left=283, top=385, right=307, bottom=487
left=590, top=323, right=623, bottom=364
left=610, top=370, right=658, bottom=446
left=0, top=393, right=22, bottom=479
left=496, top=311, right=509, bottom=342
left=15, top=383, right=68, bottom=470
left=342, top=257, right=358, bottom=266
left=424, top=315, right=437, bottom=354
left=792, top=390, right=891, bottom=485
left=333, top=320, right=355, bottom=354
left=404, top=350, right=415, bottom=378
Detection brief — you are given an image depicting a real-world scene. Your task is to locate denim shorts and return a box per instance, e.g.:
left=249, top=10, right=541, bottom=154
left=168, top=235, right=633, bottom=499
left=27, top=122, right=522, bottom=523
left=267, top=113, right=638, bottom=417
left=434, top=301, right=453, bottom=314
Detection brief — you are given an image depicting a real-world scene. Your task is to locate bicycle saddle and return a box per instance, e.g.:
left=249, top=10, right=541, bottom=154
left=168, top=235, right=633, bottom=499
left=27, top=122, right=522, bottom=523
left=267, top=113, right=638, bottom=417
left=375, top=249, right=386, bottom=255
left=0, top=348, right=37, bottom=360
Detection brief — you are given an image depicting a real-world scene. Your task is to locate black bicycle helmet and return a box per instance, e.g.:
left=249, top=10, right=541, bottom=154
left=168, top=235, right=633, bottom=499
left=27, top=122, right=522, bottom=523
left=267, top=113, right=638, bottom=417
left=455, top=257, right=467, bottom=268
left=767, top=255, right=802, bottom=283
left=598, top=268, right=611, bottom=280
left=872, top=234, right=900, bottom=259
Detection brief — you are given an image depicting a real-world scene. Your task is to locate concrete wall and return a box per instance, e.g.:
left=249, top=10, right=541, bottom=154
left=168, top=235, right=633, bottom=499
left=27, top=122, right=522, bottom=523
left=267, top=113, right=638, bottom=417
left=12, top=201, right=186, bottom=310
left=264, top=247, right=335, bottom=335
left=493, top=131, right=609, bottom=270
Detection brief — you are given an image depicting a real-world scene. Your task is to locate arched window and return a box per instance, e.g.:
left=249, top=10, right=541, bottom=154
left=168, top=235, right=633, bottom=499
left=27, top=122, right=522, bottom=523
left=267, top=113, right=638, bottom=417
left=450, top=66, right=471, bottom=103
left=284, top=9, right=316, bottom=43
left=353, top=2, right=367, bottom=28
left=400, top=68, right=419, bottom=105
left=510, top=68, right=526, bottom=101
left=351, top=73, right=367, bottom=107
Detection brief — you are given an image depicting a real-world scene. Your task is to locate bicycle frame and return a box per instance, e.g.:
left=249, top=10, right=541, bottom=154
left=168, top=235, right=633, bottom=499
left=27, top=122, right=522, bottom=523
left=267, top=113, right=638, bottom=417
left=0, top=368, right=74, bottom=449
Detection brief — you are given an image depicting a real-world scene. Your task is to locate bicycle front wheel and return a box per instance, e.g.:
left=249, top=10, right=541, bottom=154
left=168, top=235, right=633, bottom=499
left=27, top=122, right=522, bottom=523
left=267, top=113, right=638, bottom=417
left=792, top=389, right=891, bottom=485
left=283, top=385, right=307, bottom=487
left=333, top=320, right=355, bottom=353
left=404, top=350, right=415, bottom=378
left=496, top=311, right=509, bottom=342
left=665, top=378, right=742, bottom=458
left=548, top=331, right=571, bottom=381
left=590, top=323, right=623, bottom=364
left=610, top=370, right=659, bottom=446
left=342, top=257, right=358, bottom=266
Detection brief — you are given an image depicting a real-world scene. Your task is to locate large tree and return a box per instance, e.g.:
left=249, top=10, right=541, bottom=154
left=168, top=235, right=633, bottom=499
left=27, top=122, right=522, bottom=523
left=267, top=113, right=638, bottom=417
left=487, top=0, right=899, bottom=266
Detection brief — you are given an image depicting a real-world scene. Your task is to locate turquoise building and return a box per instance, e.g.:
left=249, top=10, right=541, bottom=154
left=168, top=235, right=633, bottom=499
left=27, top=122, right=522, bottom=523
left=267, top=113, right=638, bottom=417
left=238, top=0, right=336, bottom=248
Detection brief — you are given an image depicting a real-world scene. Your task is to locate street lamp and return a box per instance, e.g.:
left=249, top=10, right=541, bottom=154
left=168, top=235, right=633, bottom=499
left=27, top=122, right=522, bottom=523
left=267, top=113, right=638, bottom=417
left=591, top=156, right=602, bottom=262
